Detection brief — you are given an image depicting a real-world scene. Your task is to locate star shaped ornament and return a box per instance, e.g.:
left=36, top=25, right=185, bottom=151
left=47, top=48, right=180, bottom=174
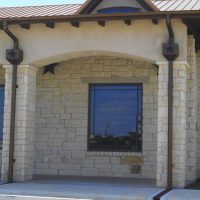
left=43, top=63, right=59, bottom=75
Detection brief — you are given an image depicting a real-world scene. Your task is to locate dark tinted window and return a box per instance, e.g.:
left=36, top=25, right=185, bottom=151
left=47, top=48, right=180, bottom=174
left=98, top=7, right=141, bottom=14
left=88, top=84, right=143, bottom=152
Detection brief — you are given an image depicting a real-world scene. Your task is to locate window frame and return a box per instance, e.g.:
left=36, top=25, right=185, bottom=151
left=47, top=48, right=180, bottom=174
left=87, top=83, right=143, bottom=152
left=97, top=6, right=141, bottom=14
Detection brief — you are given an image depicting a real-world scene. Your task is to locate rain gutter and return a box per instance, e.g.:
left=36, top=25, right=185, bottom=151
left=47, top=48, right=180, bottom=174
left=0, top=10, right=200, bottom=25
left=2, top=21, right=23, bottom=183
left=153, top=14, right=179, bottom=200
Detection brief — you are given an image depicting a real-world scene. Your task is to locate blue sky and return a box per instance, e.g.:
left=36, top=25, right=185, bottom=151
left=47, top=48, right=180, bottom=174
left=0, top=0, right=85, bottom=7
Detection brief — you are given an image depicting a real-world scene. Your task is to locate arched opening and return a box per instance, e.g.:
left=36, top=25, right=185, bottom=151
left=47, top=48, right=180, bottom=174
left=34, top=52, right=158, bottom=184
left=31, top=51, right=155, bottom=68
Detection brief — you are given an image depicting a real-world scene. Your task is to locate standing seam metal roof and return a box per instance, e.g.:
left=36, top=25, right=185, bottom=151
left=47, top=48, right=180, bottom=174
left=152, top=0, right=200, bottom=11
left=0, top=4, right=82, bottom=18
left=0, top=1, right=200, bottom=19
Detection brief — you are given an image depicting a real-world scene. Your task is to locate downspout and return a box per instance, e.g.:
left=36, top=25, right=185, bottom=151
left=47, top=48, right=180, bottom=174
left=153, top=15, right=179, bottom=200
left=2, top=21, right=23, bottom=183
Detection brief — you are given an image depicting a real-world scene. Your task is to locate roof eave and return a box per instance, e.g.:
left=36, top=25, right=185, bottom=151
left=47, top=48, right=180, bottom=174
left=1, top=10, right=200, bottom=25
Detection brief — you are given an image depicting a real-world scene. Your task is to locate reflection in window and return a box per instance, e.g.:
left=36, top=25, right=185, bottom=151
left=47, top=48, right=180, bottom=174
left=88, top=84, right=143, bottom=152
left=97, top=7, right=141, bottom=14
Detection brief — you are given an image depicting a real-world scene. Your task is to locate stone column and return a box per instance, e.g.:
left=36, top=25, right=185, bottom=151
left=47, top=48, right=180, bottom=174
left=156, top=61, right=188, bottom=188
left=186, top=36, right=198, bottom=183
left=1, top=65, right=37, bottom=181
left=197, top=51, right=200, bottom=179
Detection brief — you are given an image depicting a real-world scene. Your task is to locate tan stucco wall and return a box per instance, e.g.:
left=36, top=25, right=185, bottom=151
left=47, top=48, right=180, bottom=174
left=0, top=20, right=187, bottom=67
left=34, top=56, right=158, bottom=179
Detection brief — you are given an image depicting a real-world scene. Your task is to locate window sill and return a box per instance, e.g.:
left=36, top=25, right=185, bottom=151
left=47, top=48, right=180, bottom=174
left=86, top=151, right=142, bottom=157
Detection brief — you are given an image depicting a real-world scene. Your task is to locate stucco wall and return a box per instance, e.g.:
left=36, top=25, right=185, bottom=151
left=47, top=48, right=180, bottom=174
left=0, top=20, right=187, bottom=67
left=34, top=56, right=158, bottom=179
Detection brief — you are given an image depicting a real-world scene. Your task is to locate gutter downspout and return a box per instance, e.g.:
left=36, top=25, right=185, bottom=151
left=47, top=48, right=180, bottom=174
left=2, top=21, right=23, bottom=183
left=153, top=15, right=179, bottom=200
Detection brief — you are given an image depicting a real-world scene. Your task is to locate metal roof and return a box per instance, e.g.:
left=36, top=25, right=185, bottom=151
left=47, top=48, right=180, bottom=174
left=0, top=4, right=82, bottom=18
left=0, top=1, right=200, bottom=19
left=152, top=0, right=200, bottom=11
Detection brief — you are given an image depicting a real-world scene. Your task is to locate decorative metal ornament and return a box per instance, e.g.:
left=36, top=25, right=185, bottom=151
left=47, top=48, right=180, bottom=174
left=43, top=63, right=59, bottom=75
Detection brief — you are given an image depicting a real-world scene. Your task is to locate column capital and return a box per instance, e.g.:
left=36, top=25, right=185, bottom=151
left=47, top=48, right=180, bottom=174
left=156, top=61, right=189, bottom=69
left=3, top=64, right=38, bottom=72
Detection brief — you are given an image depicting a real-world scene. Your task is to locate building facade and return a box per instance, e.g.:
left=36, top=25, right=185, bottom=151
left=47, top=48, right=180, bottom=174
left=0, top=0, right=199, bottom=189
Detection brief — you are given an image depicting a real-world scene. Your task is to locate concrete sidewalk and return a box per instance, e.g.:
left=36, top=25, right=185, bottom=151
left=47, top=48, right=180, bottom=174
left=0, top=180, right=199, bottom=200
left=0, top=180, right=163, bottom=200
left=161, top=189, right=200, bottom=200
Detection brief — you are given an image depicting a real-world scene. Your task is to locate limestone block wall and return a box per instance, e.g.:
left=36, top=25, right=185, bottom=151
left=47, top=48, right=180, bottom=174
left=0, top=67, right=5, bottom=170
left=1, top=65, right=37, bottom=181
left=34, top=56, right=158, bottom=179
left=197, top=51, right=200, bottom=178
left=186, top=36, right=198, bottom=183
left=156, top=62, right=187, bottom=188
left=0, top=68, right=5, bottom=85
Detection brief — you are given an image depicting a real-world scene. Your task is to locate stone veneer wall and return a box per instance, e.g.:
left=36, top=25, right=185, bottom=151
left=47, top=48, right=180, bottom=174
left=186, top=36, right=198, bottom=183
left=0, top=67, right=5, bottom=171
left=156, top=61, right=188, bottom=188
left=0, top=68, right=5, bottom=85
left=34, top=56, right=158, bottom=179
left=1, top=65, right=37, bottom=181
left=197, top=51, right=200, bottom=178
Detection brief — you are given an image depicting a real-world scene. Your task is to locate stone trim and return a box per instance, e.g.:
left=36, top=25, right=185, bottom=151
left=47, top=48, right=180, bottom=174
left=3, top=64, right=39, bottom=72
left=81, top=77, right=149, bottom=84
left=86, top=152, right=142, bottom=156
left=156, top=61, right=189, bottom=69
